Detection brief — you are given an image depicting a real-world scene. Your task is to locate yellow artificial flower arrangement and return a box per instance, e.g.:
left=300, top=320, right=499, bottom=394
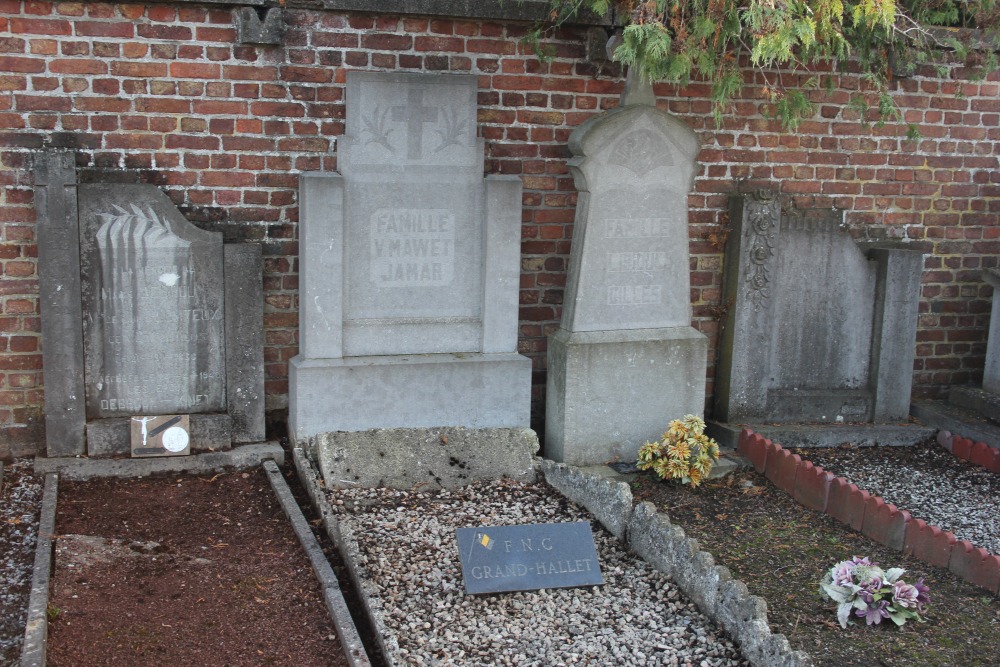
left=636, top=415, right=720, bottom=487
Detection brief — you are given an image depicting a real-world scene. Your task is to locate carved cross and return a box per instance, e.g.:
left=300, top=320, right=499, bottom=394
left=391, top=87, right=438, bottom=159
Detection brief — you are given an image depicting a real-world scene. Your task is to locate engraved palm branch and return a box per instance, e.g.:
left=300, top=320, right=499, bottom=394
left=433, top=107, right=467, bottom=153
left=363, top=106, right=394, bottom=151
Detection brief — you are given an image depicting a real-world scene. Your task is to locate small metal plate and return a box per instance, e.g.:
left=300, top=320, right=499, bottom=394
left=130, top=415, right=191, bottom=458
left=456, top=521, right=604, bottom=595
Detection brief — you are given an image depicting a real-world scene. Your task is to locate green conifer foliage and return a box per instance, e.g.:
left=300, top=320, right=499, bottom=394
left=533, top=1, right=999, bottom=132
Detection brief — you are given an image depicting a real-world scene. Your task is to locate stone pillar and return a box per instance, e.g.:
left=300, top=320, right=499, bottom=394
left=34, top=151, right=87, bottom=456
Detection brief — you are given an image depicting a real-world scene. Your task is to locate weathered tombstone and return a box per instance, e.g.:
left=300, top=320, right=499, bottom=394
left=979, top=268, right=1000, bottom=395
left=545, top=72, right=708, bottom=466
left=34, top=151, right=266, bottom=457
left=714, top=190, right=924, bottom=429
left=944, top=268, right=1000, bottom=422
left=289, top=72, right=533, bottom=483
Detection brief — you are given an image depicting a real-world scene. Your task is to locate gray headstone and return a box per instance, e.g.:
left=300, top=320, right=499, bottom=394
left=545, top=75, right=708, bottom=466
left=714, top=191, right=924, bottom=424
left=78, top=185, right=226, bottom=417
left=984, top=269, right=1000, bottom=394
left=560, top=81, right=699, bottom=332
left=290, top=72, right=530, bottom=442
left=339, top=72, right=489, bottom=356
left=33, top=151, right=266, bottom=457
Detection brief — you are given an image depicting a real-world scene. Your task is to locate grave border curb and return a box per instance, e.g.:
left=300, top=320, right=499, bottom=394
left=738, top=428, right=1000, bottom=596
left=934, top=430, right=1000, bottom=474
left=262, top=460, right=372, bottom=667
left=539, top=459, right=814, bottom=667
left=19, top=473, right=58, bottom=667
left=292, top=447, right=401, bottom=667
left=32, top=442, right=285, bottom=480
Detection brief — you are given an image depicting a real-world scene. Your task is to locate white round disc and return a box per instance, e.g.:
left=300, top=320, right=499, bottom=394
left=162, top=426, right=190, bottom=453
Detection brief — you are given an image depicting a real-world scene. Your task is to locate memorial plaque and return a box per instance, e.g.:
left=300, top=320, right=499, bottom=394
left=130, top=414, right=191, bottom=457
left=78, top=186, right=226, bottom=418
left=455, top=522, right=603, bottom=595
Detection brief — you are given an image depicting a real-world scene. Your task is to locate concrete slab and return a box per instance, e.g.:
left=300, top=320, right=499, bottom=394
left=315, top=426, right=539, bottom=489
left=33, top=442, right=284, bottom=480
left=910, top=400, right=1000, bottom=450
left=948, top=387, right=1000, bottom=426
left=707, top=420, right=933, bottom=449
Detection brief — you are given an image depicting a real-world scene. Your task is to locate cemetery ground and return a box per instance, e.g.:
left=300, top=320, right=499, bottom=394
left=630, top=438, right=1000, bottom=667
left=1, top=439, right=998, bottom=666
left=0, top=464, right=356, bottom=667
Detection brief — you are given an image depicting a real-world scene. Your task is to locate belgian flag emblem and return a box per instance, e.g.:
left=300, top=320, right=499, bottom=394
left=477, top=532, right=493, bottom=550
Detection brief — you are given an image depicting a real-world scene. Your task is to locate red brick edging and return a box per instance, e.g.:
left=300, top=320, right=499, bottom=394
left=737, top=429, right=1000, bottom=596
left=936, top=431, right=1000, bottom=473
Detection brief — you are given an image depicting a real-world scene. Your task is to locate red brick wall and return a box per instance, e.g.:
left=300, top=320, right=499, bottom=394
left=1, top=1, right=997, bottom=457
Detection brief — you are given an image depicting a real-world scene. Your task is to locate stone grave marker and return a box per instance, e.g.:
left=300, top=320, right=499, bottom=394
left=289, top=72, right=533, bottom=485
left=944, top=268, right=1000, bottom=422
left=982, top=269, right=1000, bottom=395
left=455, top=522, right=604, bottom=595
left=545, top=71, right=707, bottom=466
left=714, top=190, right=924, bottom=426
left=34, top=151, right=265, bottom=457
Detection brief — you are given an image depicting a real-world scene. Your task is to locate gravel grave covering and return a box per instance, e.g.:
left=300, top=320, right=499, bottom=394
left=329, top=478, right=749, bottom=667
left=796, top=440, right=1000, bottom=555
left=0, top=460, right=42, bottom=667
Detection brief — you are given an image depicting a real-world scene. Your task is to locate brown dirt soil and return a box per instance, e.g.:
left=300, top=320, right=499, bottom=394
left=631, top=464, right=1000, bottom=667
left=46, top=468, right=349, bottom=667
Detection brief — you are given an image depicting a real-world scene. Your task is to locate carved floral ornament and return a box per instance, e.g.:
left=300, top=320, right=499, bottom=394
left=744, top=191, right=778, bottom=312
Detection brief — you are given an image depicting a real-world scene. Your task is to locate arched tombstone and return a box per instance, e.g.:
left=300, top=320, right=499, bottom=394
left=545, top=71, right=708, bottom=466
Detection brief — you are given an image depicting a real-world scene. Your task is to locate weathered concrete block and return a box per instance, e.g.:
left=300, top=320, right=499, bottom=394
left=984, top=268, right=1000, bottom=394
left=545, top=327, right=707, bottom=466
left=539, top=459, right=633, bottom=540
left=315, top=426, right=538, bottom=489
left=290, top=353, right=531, bottom=441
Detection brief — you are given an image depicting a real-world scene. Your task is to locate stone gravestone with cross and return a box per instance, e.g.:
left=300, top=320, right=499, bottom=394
left=545, top=73, right=708, bottom=466
left=290, top=72, right=534, bottom=487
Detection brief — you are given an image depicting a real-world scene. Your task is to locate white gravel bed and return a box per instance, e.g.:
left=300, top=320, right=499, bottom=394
left=805, top=443, right=1000, bottom=556
left=329, top=479, right=748, bottom=667
left=0, top=460, right=42, bottom=667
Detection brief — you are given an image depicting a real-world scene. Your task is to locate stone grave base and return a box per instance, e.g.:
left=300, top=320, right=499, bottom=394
left=545, top=327, right=707, bottom=467
left=706, top=420, right=936, bottom=450
left=909, top=400, right=1000, bottom=450
left=85, top=414, right=233, bottom=457
left=948, top=386, right=1000, bottom=424
left=312, top=426, right=539, bottom=489
left=288, top=352, right=531, bottom=441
